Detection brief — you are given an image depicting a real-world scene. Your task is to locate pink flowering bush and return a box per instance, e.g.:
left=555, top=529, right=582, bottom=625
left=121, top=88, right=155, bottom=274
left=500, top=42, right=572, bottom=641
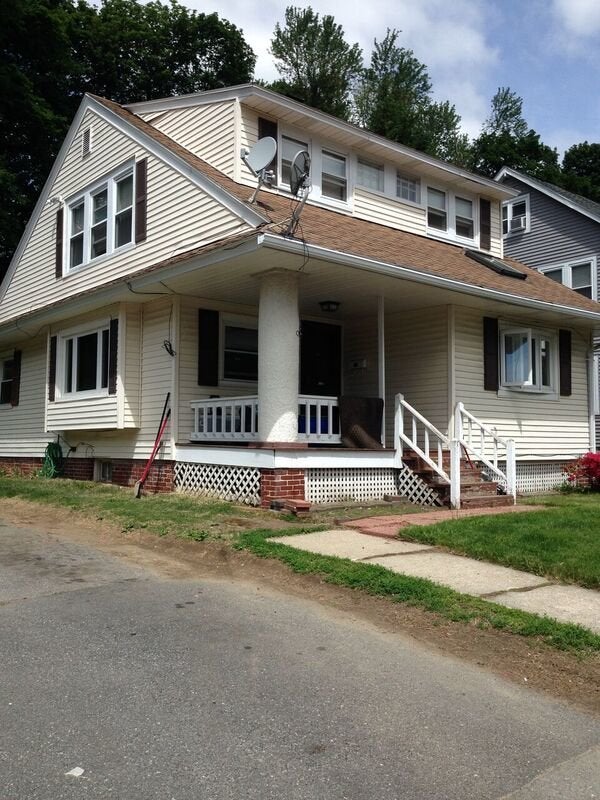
left=563, top=452, right=600, bottom=491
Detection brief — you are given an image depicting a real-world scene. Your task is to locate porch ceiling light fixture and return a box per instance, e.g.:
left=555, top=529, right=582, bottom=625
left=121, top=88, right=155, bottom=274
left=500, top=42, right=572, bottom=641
left=319, top=300, right=340, bottom=313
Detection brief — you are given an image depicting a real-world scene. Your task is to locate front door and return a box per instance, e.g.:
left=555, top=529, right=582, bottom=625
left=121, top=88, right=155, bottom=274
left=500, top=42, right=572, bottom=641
left=300, top=320, right=341, bottom=397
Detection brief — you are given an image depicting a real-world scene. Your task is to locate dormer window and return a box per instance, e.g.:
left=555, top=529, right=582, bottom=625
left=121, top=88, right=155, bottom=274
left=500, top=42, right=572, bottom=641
left=455, top=197, right=474, bottom=239
left=358, top=159, right=384, bottom=192
left=321, top=151, right=347, bottom=201
left=426, top=186, right=476, bottom=242
left=66, top=163, right=135, bottom=271
left=427, top=187, right=447, bottom=231
left=397, top=172, right=420, bottom=204
left=281, top=135, right=308, bottom=188
left=502, top=195, right=530, bottom=236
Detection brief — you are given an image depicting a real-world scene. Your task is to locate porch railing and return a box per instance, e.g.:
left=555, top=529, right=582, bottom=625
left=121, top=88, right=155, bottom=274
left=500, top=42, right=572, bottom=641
left=394, top=393, right=450, bottom=483
left=190, top=395, right=341, bottom=444
left=455, top=402, right=516, bottom=501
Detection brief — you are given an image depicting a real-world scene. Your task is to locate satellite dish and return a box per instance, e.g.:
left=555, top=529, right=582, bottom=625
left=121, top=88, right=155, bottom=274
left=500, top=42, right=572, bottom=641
left=290, top=150, right=311, bottom=196
left=243, top=137, right=277, bottom=176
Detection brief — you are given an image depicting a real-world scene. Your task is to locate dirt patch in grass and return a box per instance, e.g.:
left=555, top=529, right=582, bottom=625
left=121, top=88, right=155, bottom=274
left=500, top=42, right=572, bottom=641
left=0, top=496, right=598, bottom=716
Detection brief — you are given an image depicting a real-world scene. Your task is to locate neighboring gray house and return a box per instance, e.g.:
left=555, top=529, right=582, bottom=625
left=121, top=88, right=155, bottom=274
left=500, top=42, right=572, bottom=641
left=496, top=167, right=600, bottom=448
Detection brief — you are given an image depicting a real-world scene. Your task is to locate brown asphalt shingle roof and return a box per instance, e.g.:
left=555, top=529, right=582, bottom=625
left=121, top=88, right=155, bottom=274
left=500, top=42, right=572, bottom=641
left=94, top=95, right=600, bottom=317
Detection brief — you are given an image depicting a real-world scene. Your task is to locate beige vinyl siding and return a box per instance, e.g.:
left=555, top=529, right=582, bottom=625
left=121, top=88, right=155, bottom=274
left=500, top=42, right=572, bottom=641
left=120, top=304, right=141, bottom=428
left=489, top=199, right=503, bottom=257
left=453, top=306, right=590, bottom=457
left=177, top=298, right=259, bottom=441
left=238, top=105, right=261, bottom=187
left=0, top=109, right=249, bottom=324
left=0, top=336, right=53, bottom=457
left=146, top=101, right=236, bottom=176
left=384, top=307, right=449, bottom=445
left=353, top=188, right=427, bottom=236
left=342, top=316, right=379, bottom=399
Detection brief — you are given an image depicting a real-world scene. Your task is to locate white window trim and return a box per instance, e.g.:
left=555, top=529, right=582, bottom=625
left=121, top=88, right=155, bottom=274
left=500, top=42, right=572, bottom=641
left=356, top=158, right=385, bottom=195
left=396, top=171, right=421, bottom=205
left=540, top=256, right=597, bottom=301
left=55, top=320, right=111, bottom=401
left=64, top=160, right=135, bottom=273
left=498, top=323, right=558, bottom=399
left=219, top=313, right=258, bottom=386
left=425, top=184, right=478, bottom=246
left=502, top=194, right=530, bottom=237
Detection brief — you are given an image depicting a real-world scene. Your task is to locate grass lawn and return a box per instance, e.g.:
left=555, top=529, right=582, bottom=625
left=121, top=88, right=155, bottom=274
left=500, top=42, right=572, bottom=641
left=395, top=493, right=600, bottom=589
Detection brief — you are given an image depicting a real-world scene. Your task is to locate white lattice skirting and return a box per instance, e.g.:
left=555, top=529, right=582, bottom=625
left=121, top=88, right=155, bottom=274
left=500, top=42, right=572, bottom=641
left=174, top=462, right=261, bottom=505
left=305, top=467, right=441, bottom=506
left=491, top=460, right=571, bottom=494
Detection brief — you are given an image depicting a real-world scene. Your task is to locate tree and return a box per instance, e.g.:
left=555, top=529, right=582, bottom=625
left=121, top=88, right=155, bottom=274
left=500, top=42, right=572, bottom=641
left=354, top=29, right=468, bottom=164
left=561, top=142, right=600, bottom=203
left=470, top=87, right=560, bottom=180
left=0, top=0, right=255, bottom=280
left=269, top=6, right=362, bottom=120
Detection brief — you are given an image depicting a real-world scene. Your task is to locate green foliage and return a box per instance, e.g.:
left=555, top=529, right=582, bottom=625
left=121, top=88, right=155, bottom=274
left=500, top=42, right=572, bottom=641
left=269, top=6, right=362, bottom=119
left=482, top=87, right=528, bottom=138
left=235, top=529, right=600, bottom=653
left=560, top=141, right=600, bottom=203
left=354, top=29, right=468, bottom=163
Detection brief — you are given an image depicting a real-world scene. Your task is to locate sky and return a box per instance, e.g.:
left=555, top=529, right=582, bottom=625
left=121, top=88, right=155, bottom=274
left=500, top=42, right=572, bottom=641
left=184, top=0, right=600, bottom=157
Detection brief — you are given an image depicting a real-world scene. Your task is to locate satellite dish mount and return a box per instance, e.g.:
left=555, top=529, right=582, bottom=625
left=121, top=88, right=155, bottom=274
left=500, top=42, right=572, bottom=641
left=241, top=137, right=277, bottom=204
left=286, top=149, right=311, bottom=237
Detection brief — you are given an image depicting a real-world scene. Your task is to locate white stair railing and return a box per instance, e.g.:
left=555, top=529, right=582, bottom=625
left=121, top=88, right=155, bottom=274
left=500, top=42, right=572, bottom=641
left=455, top=402, right=516, bottom=501
left=394, top=394, right=451, bottom=484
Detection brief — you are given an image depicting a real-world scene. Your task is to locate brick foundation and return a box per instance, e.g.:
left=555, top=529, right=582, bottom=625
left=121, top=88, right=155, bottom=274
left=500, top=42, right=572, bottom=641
left=259, top=468, right=305, bottom=508
left=0, top=456, right=44, bottom=476
left=63, top=458, right=95, bottom=481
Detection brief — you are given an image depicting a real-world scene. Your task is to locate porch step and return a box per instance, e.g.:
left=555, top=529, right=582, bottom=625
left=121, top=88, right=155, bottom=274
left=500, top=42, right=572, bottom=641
left=460, top=494, right=514, bottom=509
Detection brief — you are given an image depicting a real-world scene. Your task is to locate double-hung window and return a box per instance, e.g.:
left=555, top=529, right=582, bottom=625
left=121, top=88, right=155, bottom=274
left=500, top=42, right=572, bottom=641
left=427, top=187, right=448, bottom=231
left=281, top=135, right=308, bottom=189
left=357, top=159, right=384, bottom=193
left=66, top=164, right=134, bottom=271
left=0, top=357, right=15, bottom=405
left=427, top=186, right=476, bottom=241
left=62, top=326, right=110, bottom=396
left=321, top=150, right=347, bottom=201
left=455, top=197, right=474, bottom=238
left=501, top=326, right=556, bottom=393
left=221, top=317, right=258, bottom=383
left=541, top=258, right=596, bottom=300
left=502, top=196, right=530, bottom=235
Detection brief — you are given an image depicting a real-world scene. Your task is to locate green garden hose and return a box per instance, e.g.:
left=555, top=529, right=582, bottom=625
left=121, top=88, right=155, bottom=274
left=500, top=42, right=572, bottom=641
left=39, top=441, right=64, bottom=478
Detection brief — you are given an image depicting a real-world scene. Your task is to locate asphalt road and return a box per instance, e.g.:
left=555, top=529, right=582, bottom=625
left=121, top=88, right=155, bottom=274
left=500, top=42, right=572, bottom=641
left=0, top=521, right=598, bottom=800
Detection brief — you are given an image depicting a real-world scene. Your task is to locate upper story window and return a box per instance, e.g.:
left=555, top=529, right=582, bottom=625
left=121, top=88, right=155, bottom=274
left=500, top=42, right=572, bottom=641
left=357, top=159, right=384, bottom=193
left=541, top=258, right=597, bottom=299
left=502, top=195, right=530, bottom=236
left=501, top=326, right=556, bottom=394
left=426, top=186, right=476, bottom=241
left=67, top=164, right=134, bottom=271
left=281, top=135, right=308, bottom=189
left=321, top=150, right=347, bottom=201
left=397, top=172, right=420, bottom=204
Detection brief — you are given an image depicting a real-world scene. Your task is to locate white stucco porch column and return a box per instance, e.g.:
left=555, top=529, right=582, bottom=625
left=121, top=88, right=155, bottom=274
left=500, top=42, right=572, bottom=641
left=257, top=269, right=300, bottom=443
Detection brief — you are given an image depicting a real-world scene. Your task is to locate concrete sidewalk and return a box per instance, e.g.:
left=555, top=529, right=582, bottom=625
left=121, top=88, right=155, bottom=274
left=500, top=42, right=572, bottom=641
left=270, top=526, right=600, bottom=634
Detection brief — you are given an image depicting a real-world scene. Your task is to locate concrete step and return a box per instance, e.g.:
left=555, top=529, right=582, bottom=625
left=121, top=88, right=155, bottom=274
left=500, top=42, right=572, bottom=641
left=460, top=494, right=514, bottom=509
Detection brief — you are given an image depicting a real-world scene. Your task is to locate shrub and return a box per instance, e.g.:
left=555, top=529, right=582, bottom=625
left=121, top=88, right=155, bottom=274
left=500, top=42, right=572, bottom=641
left=562, top=452, right=600, bottom=491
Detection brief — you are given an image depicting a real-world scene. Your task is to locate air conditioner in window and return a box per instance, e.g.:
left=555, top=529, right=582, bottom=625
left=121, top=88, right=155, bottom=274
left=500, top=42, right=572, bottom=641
left=510, top=215, right=527, bottom=232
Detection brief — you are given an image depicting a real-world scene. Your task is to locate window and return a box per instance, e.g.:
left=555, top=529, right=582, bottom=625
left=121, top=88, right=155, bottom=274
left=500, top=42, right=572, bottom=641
left=62, top=326, right=110, bottom=395
left=541, top=258, right=596, bottom=300
left=427, top=186, right=476, bottom=240
left=502, top=195, right=530, bottom=236
left=281, top=136, right=308, bottom=188
left=427, top=187, right=447, bottom=231
left=357, top=159, right=384, bottom=192
left=222, top=318, right=258, bottom=382
left=397, top=172, right=420, bottom=204
left=321, top=150, right=347, bottom=201
left=500, top=326, right=556, bottom=393
left=66, top=164, right=134, bottom=271
left=0, top=357, right=15, bottom=404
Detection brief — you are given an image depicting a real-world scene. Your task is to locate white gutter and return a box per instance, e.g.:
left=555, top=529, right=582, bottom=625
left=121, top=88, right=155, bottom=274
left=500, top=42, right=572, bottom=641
left=260, top=233, right=600, bottom=324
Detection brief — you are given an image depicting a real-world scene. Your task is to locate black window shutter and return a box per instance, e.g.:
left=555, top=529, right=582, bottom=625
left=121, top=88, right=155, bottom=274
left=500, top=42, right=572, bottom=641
left=559, top=329, right=572, bottom=396
left=483, top=317, right=499, bottom=391
left=135, top=158, right=147, bottom=244
left=198, top=309, right=219, bottom=386
left=48, top=336, right=57, bottom=402
left=479, top=199, right=491, bottom=251
left=108, top=318, right=119, bottom=395
left=10, top=350, right=21, bottom=407
left=55, top=207, right=64, bottom=278
left=258, top=117, right=278, bottom=183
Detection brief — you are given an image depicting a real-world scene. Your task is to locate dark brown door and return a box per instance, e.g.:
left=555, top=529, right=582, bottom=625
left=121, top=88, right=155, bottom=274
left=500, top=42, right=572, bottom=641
left=300, top=321, right=341, bottom=397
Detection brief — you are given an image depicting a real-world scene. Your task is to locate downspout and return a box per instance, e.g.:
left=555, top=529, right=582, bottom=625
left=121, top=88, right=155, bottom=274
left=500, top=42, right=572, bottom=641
left=377, top=296, right=386, bottom=445
left=587, top=345, right=598, bottom=452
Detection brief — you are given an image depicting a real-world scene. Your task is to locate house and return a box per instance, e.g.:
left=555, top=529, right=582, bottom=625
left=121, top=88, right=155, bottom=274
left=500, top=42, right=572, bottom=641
left=1, top=85, right=599, bottom=509
left=496, top=167, right=600, bottom=445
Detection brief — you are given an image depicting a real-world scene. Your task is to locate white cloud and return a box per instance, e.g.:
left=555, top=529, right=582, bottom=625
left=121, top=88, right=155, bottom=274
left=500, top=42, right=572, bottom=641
left=552, top=0, right=600, bottom=37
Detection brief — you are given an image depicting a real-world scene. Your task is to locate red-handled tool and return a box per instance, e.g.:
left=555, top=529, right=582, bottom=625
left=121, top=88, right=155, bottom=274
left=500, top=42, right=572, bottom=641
left=134, top=394, right=171, bottom=498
